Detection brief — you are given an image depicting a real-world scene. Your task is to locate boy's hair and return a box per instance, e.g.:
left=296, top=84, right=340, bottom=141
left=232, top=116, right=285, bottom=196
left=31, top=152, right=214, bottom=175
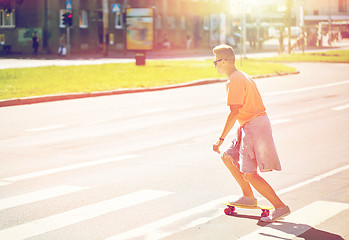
left=213, top=44, right=235, bottom=64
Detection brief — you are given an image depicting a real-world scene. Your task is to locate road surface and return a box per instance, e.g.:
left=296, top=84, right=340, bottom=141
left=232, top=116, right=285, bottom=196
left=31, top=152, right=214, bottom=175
left=0, top=62, right=348, bottom=240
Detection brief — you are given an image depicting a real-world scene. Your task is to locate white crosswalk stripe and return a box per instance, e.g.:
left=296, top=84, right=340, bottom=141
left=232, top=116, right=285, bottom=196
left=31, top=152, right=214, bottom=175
left=105, top=195, right=239, bottom=240
left=0, top=189, right=173, bottom=240
left=1, top=154, right=138, bottom=184
left=239, top=201, right=349, bottom=240
left=0, top=185, right=88, bottom=211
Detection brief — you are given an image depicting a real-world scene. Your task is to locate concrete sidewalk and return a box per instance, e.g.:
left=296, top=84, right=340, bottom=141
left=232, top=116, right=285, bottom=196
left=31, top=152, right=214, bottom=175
left=2, top=38, right=348, bottom=60
left=1, top=39, right=348, bottom=69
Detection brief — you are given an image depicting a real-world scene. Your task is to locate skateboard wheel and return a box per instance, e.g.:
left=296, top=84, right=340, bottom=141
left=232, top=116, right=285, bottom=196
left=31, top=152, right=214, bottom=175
left=224, top=206, right=235, bottom=215
left=224, top=208, right=232, bottom=215
left=224, top=207, right=235, bottom=215
left=261, top=209, right=270, bottom=217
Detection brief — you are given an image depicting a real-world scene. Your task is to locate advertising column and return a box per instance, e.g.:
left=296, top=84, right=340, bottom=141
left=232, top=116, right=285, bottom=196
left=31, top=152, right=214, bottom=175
left=125, top=8, right=155, bottom=65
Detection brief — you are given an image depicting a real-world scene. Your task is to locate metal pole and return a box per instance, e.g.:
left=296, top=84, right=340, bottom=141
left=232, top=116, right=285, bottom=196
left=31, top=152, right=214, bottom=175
left=328, top=0, right=332, bottom=34
left=287, top=0, right=292, bottom=54
left=66, top=25, right=70, bottom=56
left=102, top=0, right=109, bottom=56
left=242, top=0, right=246, bottom=58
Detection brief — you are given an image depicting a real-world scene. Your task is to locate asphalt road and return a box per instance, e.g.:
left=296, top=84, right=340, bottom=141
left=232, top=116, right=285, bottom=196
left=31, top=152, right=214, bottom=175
left=0, top=62, right=348, bottom=240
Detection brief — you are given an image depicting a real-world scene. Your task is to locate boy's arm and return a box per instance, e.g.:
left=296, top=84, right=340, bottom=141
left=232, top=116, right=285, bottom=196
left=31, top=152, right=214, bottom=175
left=213, top=105, right=240, bottom=154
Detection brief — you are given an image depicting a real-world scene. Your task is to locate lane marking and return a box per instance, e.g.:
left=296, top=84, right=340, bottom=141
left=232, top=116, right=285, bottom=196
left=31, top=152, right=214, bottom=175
left=0, top=181, right=11, bottom=187
left=276, top=164, right=349, bottom=196
left=26, top=125, right=66, bottom=132
left=270, top=119, right=291, bottom=125
left=140, top=108, right=167, bottom=114
left=2, top=154, right=138, bottom=183
left=0, top=190, right=173, bottom=240
left=239, top=201, right=349, bottom=240
left=0, top=185, right=88, bottom=211
left=332, top=103, right=349, bottom=111
left=1, top=116, right=290, bottom=186
left=105, top=164, right=349, bottom=240
left=264, top=80, right=349, bottom=96
left=105, top=195, right=240, bottom=240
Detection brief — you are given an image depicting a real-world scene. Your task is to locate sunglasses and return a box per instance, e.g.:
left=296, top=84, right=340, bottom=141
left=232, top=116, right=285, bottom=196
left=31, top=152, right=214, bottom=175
left=214, top=59, right=224, bottom=66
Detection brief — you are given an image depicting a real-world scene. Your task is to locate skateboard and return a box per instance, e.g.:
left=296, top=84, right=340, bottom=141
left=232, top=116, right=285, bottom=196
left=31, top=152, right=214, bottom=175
left=223, top=202, right=274, bottom=217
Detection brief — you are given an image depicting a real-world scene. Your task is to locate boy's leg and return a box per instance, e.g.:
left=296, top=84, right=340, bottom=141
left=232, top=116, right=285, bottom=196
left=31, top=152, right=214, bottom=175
left=244, top=173, right=291, bottom=222
left=243, top=172, right=286, bottom=209
left=221, top=153, right=254, bottom=198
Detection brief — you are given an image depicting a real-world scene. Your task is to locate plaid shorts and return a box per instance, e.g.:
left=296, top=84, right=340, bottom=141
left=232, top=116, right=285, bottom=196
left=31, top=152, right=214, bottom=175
left=225, top=115, right=281, bottom=173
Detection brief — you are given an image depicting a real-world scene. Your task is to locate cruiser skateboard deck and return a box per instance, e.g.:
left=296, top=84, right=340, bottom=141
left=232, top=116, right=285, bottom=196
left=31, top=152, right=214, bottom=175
left=223, top=202, right=274, bottom=217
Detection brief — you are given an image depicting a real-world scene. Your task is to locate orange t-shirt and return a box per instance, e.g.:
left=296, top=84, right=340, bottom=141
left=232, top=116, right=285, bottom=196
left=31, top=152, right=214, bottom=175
left=226, top=70, right=266, bottom=126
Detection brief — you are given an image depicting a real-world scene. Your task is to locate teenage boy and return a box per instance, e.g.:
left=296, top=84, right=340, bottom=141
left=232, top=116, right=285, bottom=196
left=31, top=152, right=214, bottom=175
left=212, top=44, right=290, bottom=222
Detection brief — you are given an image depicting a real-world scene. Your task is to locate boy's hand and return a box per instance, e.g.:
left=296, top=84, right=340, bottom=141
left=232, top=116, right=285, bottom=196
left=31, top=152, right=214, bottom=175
left=213, top=139, right=224, bottom=154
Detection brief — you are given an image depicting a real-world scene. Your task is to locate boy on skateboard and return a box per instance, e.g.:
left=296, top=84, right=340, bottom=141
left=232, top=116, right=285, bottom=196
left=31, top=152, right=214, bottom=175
left=212, top=44, right=291, bottom=222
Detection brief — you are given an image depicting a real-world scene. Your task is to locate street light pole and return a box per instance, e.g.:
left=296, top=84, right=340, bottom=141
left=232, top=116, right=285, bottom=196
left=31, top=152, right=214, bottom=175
left=328, top=0, right=332, bottom=34
left=102, top=0, right=109, bottom=56
left=238, top=0, right=246, bottom=64
left=241, top=0, right=246, bottom=58
left=286, top=0, right=292, bottom=54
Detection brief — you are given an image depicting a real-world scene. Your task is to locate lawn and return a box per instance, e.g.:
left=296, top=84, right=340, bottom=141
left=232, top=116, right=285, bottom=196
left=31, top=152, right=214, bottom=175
left=261, top=49, right=349, bottom=63
left=0, top=59, right=296, bottom=100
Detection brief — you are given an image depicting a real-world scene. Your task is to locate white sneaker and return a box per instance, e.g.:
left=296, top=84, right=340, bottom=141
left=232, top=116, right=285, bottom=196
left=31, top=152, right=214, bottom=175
left=228, top=196, right=257, bottom=207
left=261, top=205, right=291, bottom=222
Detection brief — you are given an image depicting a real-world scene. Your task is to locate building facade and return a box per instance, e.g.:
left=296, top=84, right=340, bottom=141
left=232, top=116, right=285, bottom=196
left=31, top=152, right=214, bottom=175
left=303, top=0, right=349, bottom=33
left=1, top=0, right=347, bottom=55
left=0, top=0, right=232, bottom=55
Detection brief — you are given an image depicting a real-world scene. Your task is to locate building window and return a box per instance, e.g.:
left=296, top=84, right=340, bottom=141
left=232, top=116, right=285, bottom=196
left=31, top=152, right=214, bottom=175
left=339, top=0, right=347, bottom=12
left=180, top=16, right=186, bottom=29
left=0, top=9, right=15, bottom=28
left=79, top=10, right=88, bottom=28
left=167, top=16, right=175, bottom=29
left=155, top=15, right=162, bottom=29
left=203, top=15, right=209, bottom=31
left=115, top=12, right=122, bottom=29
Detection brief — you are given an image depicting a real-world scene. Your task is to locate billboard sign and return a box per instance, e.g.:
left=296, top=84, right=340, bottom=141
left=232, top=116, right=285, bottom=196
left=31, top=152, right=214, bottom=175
left=126, top=8, right=154, bottom=51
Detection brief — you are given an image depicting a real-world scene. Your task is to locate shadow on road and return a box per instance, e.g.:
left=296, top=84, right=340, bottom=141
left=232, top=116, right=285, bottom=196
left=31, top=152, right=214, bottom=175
left=227, top=213, right=344, bottom=239
left=257, top=220, right=344, bottom=240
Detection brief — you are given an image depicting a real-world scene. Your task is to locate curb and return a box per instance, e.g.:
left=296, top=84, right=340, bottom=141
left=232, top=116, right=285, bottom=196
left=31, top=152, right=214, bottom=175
left=0, top=71, right=299, bottom=108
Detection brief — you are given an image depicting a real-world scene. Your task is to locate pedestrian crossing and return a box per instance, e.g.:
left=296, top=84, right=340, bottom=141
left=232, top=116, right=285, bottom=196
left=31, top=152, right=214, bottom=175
left=0, top=185, right=88, bottom=211
left=0, top=189, right=172, bottom=239
left=239, top=201, right=349, bottom=240
left=1, top=164, right=348, bottom=240
left=1, top=154, right=139, bottom=184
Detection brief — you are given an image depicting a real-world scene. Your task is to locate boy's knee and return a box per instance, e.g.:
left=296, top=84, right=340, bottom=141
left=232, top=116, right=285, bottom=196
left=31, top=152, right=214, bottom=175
left=221, top=152, right=233, bottom=165
left=243, top=173, right=257, bottom=182
left=221, top=152, right=228, bottom=162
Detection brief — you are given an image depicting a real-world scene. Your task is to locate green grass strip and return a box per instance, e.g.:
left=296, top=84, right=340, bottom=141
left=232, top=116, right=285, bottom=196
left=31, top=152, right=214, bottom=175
left=0, top=59, right=296, bottom=100
left=260, top=49, right=349, bottom=63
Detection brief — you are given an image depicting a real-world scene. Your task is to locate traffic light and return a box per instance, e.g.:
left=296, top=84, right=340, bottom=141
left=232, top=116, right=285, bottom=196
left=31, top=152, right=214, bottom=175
left=67, top=13, right=73, bottom=26
left=62, top=12, right=73, bottom=26
left=62, top=13, right=68, bottom=25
